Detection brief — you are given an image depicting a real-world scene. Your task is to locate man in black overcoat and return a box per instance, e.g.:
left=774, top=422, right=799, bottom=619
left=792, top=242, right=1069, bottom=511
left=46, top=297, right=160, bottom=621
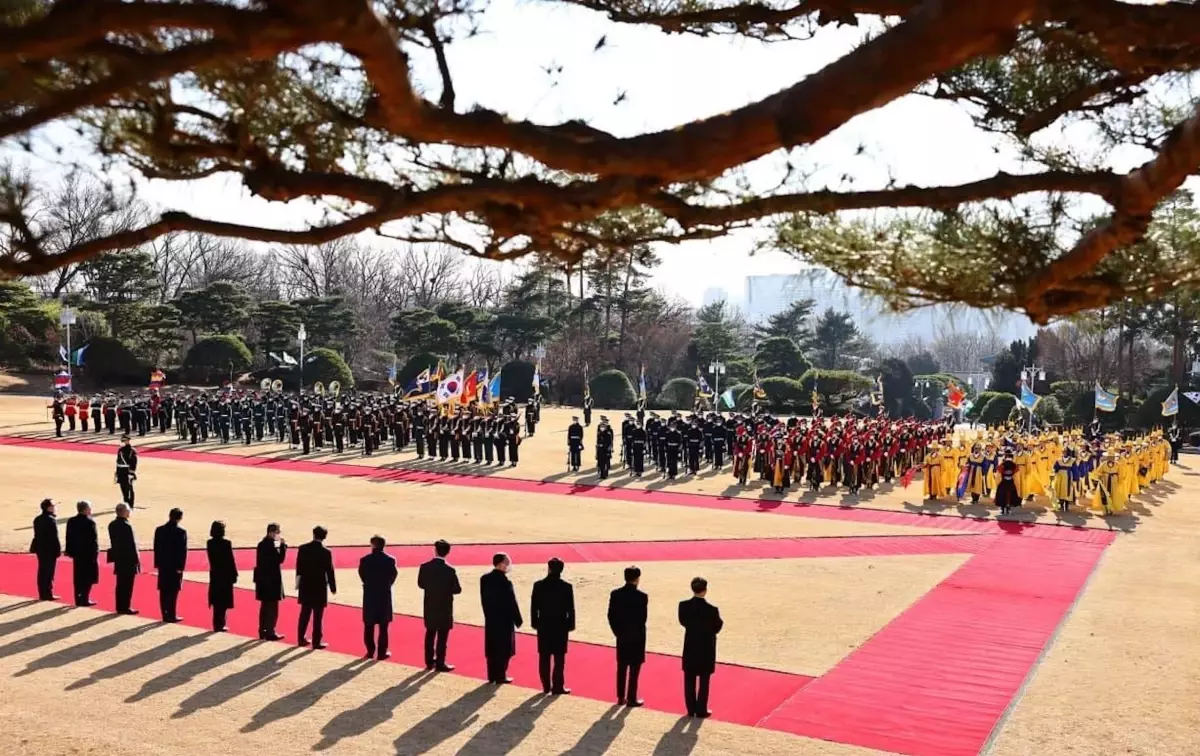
left=30, top=498, right=61, bottom=600
left=107, top=503, right=140, bottom=614
left=417, top=539, right=462, bottom=671
left=358, top=535, right=398, bottom=659
left=296, top=525, right=336, bottom=648
left=153, top=507, right=188, bottom=622
left=531, top=557, right=576, bottom=695
left=480, top=552, right=522, bottom=684
left=254, top=522, right=287, bottom=640
left=607, top=565, right=648, bottom=706
left=678, top=576, right=723, bottom=718
left=64, top=500, right=99, bottom=607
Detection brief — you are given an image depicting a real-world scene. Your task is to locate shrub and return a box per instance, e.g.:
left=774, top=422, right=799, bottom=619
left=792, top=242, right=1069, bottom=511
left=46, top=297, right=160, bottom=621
left=979, top=393, right=1017, bottom=427
left=967, top=391, right=1008, bottom=421
left=753, top=337, right=811, bottom=378
left=590, top=369, right=636, bottom=409
left=800, top=369, right=873, bottom=411
left=1034, top=395, right=1064, bottom=425
left=183, top=335, right=253, bottom=384
left=81, top=336, right=142, bottom=388
left=656, top=377, right=699, bottom=410
left=302, top=347, right=355, bottom=389
left=500, top=360, right=537, bottom=403
left=1134, top=387, right=1197, bottom=430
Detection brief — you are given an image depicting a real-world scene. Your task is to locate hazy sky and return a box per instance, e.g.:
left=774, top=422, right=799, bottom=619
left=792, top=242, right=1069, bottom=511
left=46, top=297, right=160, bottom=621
left=11, top=1, right=1188, bottom=311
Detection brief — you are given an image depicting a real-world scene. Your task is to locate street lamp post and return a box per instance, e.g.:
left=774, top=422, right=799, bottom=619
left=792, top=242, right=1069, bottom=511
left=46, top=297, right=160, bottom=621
left=297, top=324, right=307, bottom=391
left=59, top=308, right=76, bottom=378
left=709, top=360, right=726, bottom=412
left=1021, top=364, right=1045, bottom=431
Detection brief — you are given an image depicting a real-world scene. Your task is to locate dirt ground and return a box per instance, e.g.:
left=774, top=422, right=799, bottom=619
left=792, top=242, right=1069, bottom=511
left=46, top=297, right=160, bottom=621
left=0, top=443, right=937, bottom=554
left=0, top=395, right=1135, bottom=529
left=184, top=554, right=966, bottom=677
left=3, top=392, right=1199, bottom=755
left=0, top=596, right=884, bottom=756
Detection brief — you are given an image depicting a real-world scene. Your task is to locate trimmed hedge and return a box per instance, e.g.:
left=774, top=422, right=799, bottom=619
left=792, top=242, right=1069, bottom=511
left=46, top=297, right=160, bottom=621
left=303, top=347, right=354, bottom=389
left=500, top=360, right=537, bottom=403
left=979, top=393, right=1017, bottom=426
left=590, top=369, right=636, bottom=409
left=81, top=336, right=143, bottom=388
left=399, top=352, right=441, bottom=389
left=183, top=335, right=253, bottom=384
left=656, top=377, right=699, bottom=410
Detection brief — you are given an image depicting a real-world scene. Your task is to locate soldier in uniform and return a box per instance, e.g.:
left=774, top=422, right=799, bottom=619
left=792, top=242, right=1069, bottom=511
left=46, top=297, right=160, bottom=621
left=494, top=414, right=508, bottom=466
left=115, top=434, right=138, bottom=509
left=50, top=394, right=65, bottom=437
left=621, top=413, right=635, bottom=469
left=596, top=416, right=614, bottom=480
left=90, top=394, right=102, bottom=434
left=665, top=419, right=683, bottom=479
left=582, top=393, right=594, bottom=426
left=685, top=417, right=704, bottom=475
left=506, top=414, right=521, bottom=467
left=253, top=396, right=266, bottom=441
left=566, top=416, right=584, bottom=471
left=103, top=395, right=117, bottom=434
left=629, top=421, right=647, bottom=477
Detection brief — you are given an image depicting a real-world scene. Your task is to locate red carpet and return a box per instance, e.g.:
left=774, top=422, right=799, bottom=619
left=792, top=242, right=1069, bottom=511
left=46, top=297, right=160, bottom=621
left=0, top=551, right=809, bottom=726
left=0, top=435, right=1113, bottom=540
left=179, top=533, right=995, bottom=572
left=758, top=534, right=1112, bottom=756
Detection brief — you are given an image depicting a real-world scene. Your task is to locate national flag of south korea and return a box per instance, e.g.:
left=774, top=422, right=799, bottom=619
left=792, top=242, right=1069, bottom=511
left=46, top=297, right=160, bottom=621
left=436, top=369, right=464, bottom=404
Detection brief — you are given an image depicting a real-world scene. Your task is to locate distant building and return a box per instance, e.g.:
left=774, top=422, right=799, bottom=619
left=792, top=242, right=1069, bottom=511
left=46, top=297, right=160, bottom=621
left=702, top=287, right=730, bottom=307
left=743, top=271, right=1035, bottom=347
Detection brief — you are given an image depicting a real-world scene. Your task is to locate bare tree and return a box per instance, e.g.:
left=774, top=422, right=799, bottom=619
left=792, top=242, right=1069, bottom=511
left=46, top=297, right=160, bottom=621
left=931, top=327, right=1005, bottom=373
left=396, top=245, right=461, bottom=309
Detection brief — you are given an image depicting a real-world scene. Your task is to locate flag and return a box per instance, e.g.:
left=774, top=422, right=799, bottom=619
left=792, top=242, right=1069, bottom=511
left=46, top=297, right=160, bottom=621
left=1162, top=387, right=1179, bottom=417
left=697, top=369, right=713, bottom=398
left=436, top=368, right=464, bottom=404
left=870, top=375, right=884, bottom=406
left=1094, top=382, right=1118, bottom=412
left=720, top=387, right=735, bottom=409
left=955, top=468, right=970, bottom=499
left=1020, top=383, right=1041, bottom=411
left=149, top=369, right=166, bottom=390
left=269, top=352, right=283, bottom=363
left=583, top=362, right=591, bottom=399
left=638, top=365, right=647, bottom=401
left=1184, top=391, right=1200, bottom=405
left=463, top=368, right=486, bottom=403
left=753, top=370, right=766, bottom=400
left=405, top=367, right=434, bottom=398
left=485, top=371, right=502, bottom=404
left=947, top=380, right=966, bottom=410
left=532, top=362, right=541, bottom=396
left=53, top=370, right=72, bottom=392
left=281, top=352, right=298, bottom=366
left=58, top=345, right=68, bottom=363
left=69, top=345, right=88, bottom=367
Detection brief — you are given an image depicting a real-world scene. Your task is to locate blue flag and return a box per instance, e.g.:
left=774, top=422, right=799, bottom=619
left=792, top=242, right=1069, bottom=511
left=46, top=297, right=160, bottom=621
left=485, top=371, right=502, bottom=403
left=1094, top=382, right=1117, bottom=413
left=1020, top=383, right=1041, bottom=411
left=1162, top=387, right=1179, bottom=417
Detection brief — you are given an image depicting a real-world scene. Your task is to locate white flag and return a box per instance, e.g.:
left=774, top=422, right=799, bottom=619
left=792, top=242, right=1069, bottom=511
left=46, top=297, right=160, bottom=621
left=281, top=352, right=298, bottom=366
left=59, top=345, right=69, bottom=362
left=1184, top=391, right=1200, bottom=405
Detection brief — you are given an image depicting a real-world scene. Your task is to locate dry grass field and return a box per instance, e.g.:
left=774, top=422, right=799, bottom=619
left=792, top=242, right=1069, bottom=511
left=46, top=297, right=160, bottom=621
left=1, top=393, right=1198, bottom=756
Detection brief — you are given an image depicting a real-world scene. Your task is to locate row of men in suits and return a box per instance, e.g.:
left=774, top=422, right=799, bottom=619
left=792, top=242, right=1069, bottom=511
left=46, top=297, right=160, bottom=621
left=31, top=504, right=724, bottom=715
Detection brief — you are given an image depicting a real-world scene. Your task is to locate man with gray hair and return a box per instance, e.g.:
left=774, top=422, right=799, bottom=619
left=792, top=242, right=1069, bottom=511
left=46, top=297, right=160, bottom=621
left=65, top=500, right=99, bottom=607
left=107, top=503, right=140, bottom=615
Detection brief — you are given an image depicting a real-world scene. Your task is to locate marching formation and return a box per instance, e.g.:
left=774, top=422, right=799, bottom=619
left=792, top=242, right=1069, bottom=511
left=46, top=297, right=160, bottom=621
left=921, top=427, right=1173, bottom=516
left=29, top=505, right=725, bottom=717
left=592, top=408, right=950, bottom=494
left=49, top=386, right=540, bottom=467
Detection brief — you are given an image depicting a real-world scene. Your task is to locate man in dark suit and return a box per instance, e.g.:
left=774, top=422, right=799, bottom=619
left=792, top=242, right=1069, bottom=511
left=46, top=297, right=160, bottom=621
left=254, top=523, right=287, bottom=640
left=64, top=500, right=99, bottom=607
left=107, top=503, right=140, bottom=614
left=417, top=539, right=461, bottom=671
left=30, top=498, right=61, bottom=600
left=358, top=534, right=397, bottom=659
left=480, top=552, right=522, bottom=684
left=153, top=508, right=188, bottom=622
left=531, top=557, right=576, bottom=695
left=679, top=576, right=723, bottom=718
left=296, top=525, right=336, bottom=648
left=607, top=565, right=648, bottom=707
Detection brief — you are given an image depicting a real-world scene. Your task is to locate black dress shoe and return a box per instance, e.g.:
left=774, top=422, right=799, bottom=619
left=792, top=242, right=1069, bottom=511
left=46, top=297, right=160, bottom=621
left=695, top=711, right=713, bottom=719
left=551, top=688, right=571, bottom=695
left=164, top=616, right=183, bottom=623
left=119, top=609, right=139, bottom=616
left=314, top=641, right=328, bottom=650
left=493, top=677, right=513, bottom=685
left=435, top=664, right=455, bottom=672
left=76, top=600, right=97, bottom=607
left=261, top=632, right=284, bottom=641
left=298, top=637, right=310, bottom=647
left=377, top=651, right=391, bottom=660
left=626, top=699, right=644, bottom=708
